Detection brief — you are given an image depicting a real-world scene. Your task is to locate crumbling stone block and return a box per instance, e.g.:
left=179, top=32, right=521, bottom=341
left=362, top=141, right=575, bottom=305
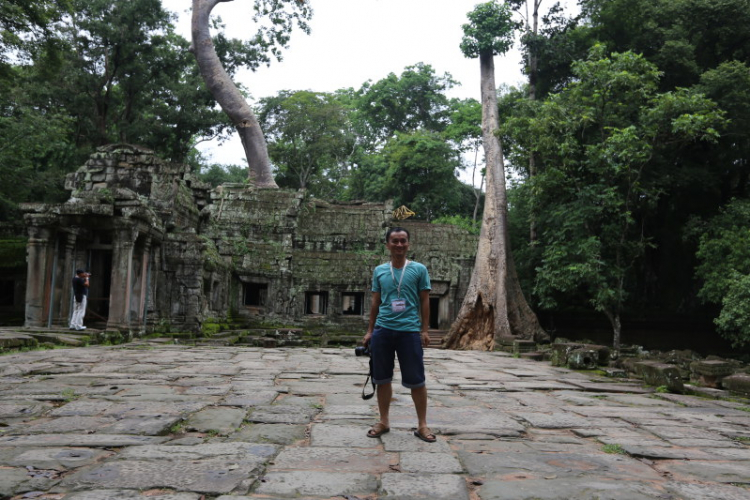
left=721, top=373, right=750, bottom=396
left=690, top=360, right=736, bottom=389
left=513, top=340, right=537, bottom=354
left=550, top=343, right=610, bottom=367
left=567, top=349, right=599, bottom=370
left=633, top=361, right=684, bottom=393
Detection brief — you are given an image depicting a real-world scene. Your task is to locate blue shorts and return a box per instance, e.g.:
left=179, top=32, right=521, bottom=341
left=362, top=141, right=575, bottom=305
left=370, top=327, right=425, bottom=389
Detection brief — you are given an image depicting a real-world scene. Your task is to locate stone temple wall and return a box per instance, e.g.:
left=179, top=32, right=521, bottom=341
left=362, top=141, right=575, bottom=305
left=199, top=185, right=478, bottom=333
left=19, top=145, right=478, bottom=337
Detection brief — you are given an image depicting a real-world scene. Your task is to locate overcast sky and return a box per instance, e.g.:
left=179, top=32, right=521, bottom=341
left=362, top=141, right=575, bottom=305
left=162, top=0, right=578, bottom=166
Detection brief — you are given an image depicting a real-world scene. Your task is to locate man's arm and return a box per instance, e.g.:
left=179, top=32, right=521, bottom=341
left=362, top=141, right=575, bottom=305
left=363, top=291, right=381, bottom=345
left=419, top=289, right=430, bottom=347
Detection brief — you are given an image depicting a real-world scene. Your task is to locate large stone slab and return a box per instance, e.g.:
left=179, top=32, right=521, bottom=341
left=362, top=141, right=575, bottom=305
left=664, top=481, right=750, bottom=500
left=0, top=402, right=53, bottom=419
left=8, top=447, right=112, bottom=470
left=657, top=460, right=750, bottom=484
left=117, top=442, right=277, bottom=460
left=65, top=491, right=201, bottom=500
left=380, top=473, right=469, bottom=500
left=310, top=423, right=380, bottom=448
left=61, top=457, right=261, bottom=494
left=231, top=423, right=306, bottom=445
left=478, top=478, right=668, bottom=500
left=246, top=405, right=318, bottom=424
left=459, top=451, right=662, bottom=481
left=220, top=390, right=278, bottom=407
left=185, top=407, right=246, bottom=435
left=381, top=430, right=452, bottom=453
left=272, top=447, right=395, bottom=472
left=0, top=434, right=169, bottom=447
left=400, top=452, right=463, bottom=473
left=254, top=471, right=378, bottom=497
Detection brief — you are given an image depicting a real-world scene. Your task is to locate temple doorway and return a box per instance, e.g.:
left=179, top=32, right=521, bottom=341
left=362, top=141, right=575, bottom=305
left=85, top=249, right=112, bottom=325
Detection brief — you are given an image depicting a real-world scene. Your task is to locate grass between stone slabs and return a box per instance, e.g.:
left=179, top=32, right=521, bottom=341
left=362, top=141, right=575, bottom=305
left=601, top=443, right=627, bottom=454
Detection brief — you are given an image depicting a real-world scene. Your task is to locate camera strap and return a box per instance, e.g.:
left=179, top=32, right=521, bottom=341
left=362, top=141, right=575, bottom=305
left=362, top=357, right=375, bottom=400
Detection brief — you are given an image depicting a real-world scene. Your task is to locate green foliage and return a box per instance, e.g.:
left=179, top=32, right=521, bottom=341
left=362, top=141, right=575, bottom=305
left=431, top=215, right=481, bottom=235
left=353, top=63, right=457, bottom=143
left=198, top=164, right=249, bottom=187
left=460, top=0, right=518, bottom=58
left=602, top=443, right=627, bottom=454
left=518, top=47, right=726, bottom=342
left=257, top=90, right=355, bottom=198
left=0, top=237, right=28, bottom=269
left=693, top=199, right=750, bottom=347
left=381, top=130, right=465, bottom=221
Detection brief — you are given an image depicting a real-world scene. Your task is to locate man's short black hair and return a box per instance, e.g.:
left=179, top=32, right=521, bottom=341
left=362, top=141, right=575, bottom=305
left=385, top=226, right=410, bottom=242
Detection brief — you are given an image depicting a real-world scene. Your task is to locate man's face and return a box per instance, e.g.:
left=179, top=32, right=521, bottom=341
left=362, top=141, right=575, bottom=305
left=386, top=231, right=410, bottom=258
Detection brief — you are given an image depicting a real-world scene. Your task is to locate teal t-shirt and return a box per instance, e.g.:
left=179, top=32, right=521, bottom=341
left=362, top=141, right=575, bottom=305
left=372, top=260, right=431, bottom=332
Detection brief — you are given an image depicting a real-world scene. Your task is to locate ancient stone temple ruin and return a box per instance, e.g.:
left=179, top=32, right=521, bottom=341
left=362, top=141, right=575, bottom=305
left=19, top=145, right=478, bottom=339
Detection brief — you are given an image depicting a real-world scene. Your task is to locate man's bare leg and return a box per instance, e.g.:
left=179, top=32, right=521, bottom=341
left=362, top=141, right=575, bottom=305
left=376, top=382, right=393, bottom=427
left=411, top=385, right=428, bottom=429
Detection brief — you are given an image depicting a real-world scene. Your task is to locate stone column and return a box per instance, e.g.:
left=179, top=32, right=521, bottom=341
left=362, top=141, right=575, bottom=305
left=106, top=225, right=137, bottom=331
left=135, top=235, right=152, bottom=332
left=24, top=226, right=53, bottom=327
left=57, top=232, right=77, bottom=326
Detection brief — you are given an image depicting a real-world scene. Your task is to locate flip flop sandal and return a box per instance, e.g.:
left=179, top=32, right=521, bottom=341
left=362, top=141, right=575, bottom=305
left=414, top=427, right=436, bottom=443
left=367, top=423, right=390, bottom=438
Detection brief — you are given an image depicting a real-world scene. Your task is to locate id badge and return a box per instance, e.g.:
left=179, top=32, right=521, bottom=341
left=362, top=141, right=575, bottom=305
left=391, top=299, right=406, bottom=313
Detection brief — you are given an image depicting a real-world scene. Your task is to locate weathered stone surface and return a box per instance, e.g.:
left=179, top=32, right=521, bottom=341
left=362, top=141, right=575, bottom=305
left=567, top=349, right=599, bottom=370
left=310, top=423, right=380, bottom=448
left=61, top=458, right=261, bottom=494
left=657, top=460, right=750, bottom=484
left=0, top=434, right=169, bottom=447
left=220, top=390, right=278, bottom=407
left=459, top=451, right=662, bottom=480
left=400, top=451, right=463, bottom=473
left=65, top=491, right=201, bottom=500
left=184, top=407, right=246, bottom=435
left=254, top=471, right=378, bottom=497
left=246, top=405, right=318, bottom=424
left=0, top=344, right=748, bottom=500
left=231, top=423, right=306, bottom=445
left=664, top=481, right=750, bottom=500
left=381, top=430, right=452, bottom=453
left=632, top=361, right=685, bottom=393
left=722, top=373, right=750, bottom=396
left=117, top=442, right=276, bottom=460
left=273, top=447, right=395, bottom=472
left=380, top=473, right=469, bottom=500
left=8, top=447, right=112, bottom=470
left=478, top=478, right=667, bottom=500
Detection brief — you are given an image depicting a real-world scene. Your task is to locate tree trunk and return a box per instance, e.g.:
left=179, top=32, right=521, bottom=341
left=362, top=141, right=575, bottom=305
left=191, top=0, right=277, bottom=188
left=605, top=310, right=622, bottom=353
left=443, top=50, right=547, bottom=350
left=528, top=0, right=540, bottom=243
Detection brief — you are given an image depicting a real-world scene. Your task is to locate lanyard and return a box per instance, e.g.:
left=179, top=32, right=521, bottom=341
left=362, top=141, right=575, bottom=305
left=389, top=260, right=409, bottom=298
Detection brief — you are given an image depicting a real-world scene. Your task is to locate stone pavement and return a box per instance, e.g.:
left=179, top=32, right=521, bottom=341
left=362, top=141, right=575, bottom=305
left=0, top=343, right=748, bottom=500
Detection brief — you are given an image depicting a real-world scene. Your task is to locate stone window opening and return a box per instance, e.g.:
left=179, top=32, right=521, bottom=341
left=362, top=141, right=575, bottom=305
left=305, top=291, right=328, bottom=315
left=341, top=292, right=364, bottom=315
left=243, top=283, right=268, bottom=307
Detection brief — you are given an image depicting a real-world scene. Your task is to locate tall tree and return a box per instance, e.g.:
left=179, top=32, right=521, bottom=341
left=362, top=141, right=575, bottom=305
left=382, top=130, right=464, bottom=221
left=444, top=0, right=547, bottom=350
left=191, top=0, right=311, bottom=188
left=257, top=90, right=356, bottom=198
left=526, top=47, right=726, bottom=350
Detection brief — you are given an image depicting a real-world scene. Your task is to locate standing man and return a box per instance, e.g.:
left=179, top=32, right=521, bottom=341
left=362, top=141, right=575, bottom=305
left=70, top=269, right=89, bottom=331
left=362, top=227, right=435, bottom=442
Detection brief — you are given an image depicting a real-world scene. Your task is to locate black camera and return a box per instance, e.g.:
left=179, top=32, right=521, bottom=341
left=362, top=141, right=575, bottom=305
left=354, top=345, right=370, bottom=357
